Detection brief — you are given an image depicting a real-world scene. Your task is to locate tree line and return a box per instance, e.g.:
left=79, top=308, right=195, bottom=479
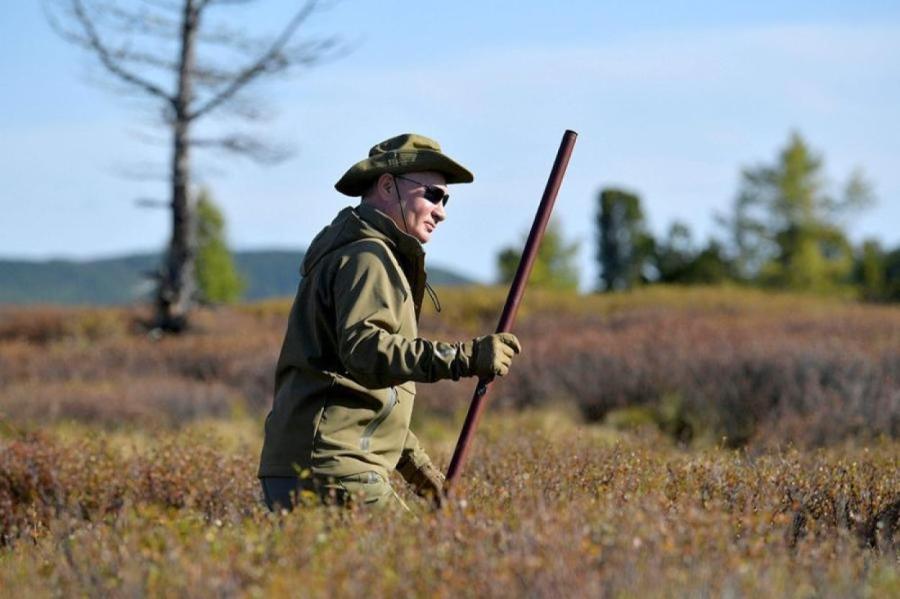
left=51, top=2, right=897, bottom=332
left=499, top=132, right=900, bottom=301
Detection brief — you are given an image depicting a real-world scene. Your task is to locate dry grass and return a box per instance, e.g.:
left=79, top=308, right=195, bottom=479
left=3, top=287, right=898, bottom=448
left=0, top=288, right=897, bottom=596
left=0, top=411, right=897, bottom=597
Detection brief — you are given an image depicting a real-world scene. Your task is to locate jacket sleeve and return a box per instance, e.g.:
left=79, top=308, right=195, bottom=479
left=333, top=244, right=473, bottom=388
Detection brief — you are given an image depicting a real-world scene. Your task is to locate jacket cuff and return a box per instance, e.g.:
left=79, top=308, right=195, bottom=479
left=451, top=340, right=475, bottom=379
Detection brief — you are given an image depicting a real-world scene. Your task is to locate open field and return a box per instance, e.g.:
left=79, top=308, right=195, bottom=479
left=1, top=287, right=898, bottom=596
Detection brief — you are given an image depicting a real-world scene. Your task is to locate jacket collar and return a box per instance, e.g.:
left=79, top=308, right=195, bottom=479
left=355, top=202, right=425, bottom=263
left=355, top=202, right=427, bottom=320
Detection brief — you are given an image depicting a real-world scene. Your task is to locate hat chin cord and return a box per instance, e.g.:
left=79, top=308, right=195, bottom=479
left=392, top=176, right=413, bottom=237
left=392, top=176, right=442, bottom=314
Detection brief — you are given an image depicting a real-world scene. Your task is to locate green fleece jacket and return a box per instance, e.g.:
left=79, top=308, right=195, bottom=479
left=258, top=203, right=474, bottom=482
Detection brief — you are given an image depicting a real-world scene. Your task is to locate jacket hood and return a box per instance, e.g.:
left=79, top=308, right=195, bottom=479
left=301, top=203, right=424, bottom=277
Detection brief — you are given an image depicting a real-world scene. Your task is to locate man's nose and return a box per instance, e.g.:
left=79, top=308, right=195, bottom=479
left=433, top=203, right=447, bottom=223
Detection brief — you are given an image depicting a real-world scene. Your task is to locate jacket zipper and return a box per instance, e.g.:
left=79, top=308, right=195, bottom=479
left=360, top=387, right=398, bottom=452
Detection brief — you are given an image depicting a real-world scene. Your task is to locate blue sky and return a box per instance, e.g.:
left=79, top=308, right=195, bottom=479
left=2, top=1, right=899, bottom=288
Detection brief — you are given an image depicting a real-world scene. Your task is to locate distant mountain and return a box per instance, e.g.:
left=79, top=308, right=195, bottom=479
left=0, top=250, right=475, bottom=305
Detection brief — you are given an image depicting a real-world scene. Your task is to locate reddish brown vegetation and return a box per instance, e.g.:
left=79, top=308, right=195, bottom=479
left=500, top=305, right=900, bottom=447
left=0, top=290, right=897, bottom=595
left=0, top=430, right=257, bottom=546
left=0, top=422, right=896, bottom=595
left=1, top=289, right=898, bottom=447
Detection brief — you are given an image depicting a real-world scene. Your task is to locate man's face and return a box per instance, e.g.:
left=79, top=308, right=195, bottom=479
left=393, top=171, right=448, bottom=244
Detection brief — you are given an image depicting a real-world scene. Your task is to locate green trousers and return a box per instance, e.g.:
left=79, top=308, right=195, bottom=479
left=260, top=471, right=408, bottom=511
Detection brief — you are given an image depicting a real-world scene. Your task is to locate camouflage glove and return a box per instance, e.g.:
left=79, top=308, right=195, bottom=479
left=468, top=333, right=522, bottom=379
left=398, top=460, right=445, bottom=508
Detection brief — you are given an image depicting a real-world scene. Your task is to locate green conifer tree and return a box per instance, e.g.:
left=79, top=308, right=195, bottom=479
left=855, top=240, right=887, bottom=301
left=194, top=188, right=245, bottom=304
left=596, top=188, right=655, bottom=291
left=497, top=219, right=580, bottom=291
left=727, top=132, right=872, bottom=292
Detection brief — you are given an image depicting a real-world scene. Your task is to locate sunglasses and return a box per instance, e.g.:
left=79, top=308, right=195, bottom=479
left=394, top=174, right=450, bottom=207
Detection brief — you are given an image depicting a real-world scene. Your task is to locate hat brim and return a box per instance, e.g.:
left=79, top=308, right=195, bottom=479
left=335, top=149, right=474, bottom=197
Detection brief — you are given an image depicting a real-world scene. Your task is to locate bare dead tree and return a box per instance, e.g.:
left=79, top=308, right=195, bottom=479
left=45, top=0, right=341, bottom=332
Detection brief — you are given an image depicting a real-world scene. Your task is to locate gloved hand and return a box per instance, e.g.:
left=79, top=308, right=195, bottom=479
left=404, top=462, right=446, bottom=509
left=471, top=332, right=522, bottom=379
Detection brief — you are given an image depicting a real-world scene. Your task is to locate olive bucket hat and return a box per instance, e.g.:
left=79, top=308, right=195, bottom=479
left=335, top=133, right=474, bottom=197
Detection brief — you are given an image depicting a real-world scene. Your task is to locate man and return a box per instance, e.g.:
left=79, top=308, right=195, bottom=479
left=258, top=133, right=522, bottom=511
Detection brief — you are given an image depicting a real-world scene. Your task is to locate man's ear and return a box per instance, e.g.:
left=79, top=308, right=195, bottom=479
left=377, top=173, right=395, bottom=198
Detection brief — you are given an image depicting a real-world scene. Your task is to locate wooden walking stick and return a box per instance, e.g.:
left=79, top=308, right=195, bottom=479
left=444, top=129, right=578, bottom=494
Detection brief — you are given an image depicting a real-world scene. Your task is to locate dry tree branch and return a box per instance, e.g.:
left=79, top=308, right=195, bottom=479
left=108, top=46, right=181, bottom=72
left=138, top=0, right=183, bottom=12
left=67, top=0, right=176, bottom=106
left=190, top=134, right=293, bottom=164
left=189, top=63, right=241, bottom=87
left=92, top=0, right=180, bottom=38
left=197, top=24, right=268, bottom=54
left=188, top=0, right=326, bottom=121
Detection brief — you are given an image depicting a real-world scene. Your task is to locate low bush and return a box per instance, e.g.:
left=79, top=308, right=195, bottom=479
left=0, top=306, right=135, bottom=344
left=0, top=413, right=896, bottom=596
left=1, top=288, right=897, bottom=447
left=0, top=377, right=239, bottom=427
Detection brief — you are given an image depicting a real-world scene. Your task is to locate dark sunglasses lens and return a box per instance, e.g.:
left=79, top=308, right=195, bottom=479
left=424, top=187, right=449, bottom=206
